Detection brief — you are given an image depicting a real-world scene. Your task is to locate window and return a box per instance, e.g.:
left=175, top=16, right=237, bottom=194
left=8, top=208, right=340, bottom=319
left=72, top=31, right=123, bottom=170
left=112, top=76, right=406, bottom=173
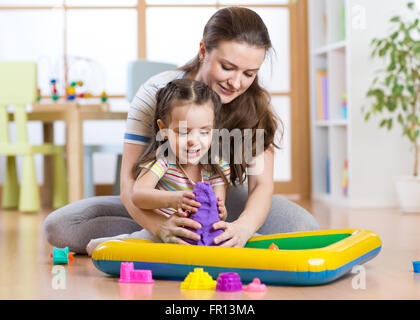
left=0, top=0, right=295, bottom=185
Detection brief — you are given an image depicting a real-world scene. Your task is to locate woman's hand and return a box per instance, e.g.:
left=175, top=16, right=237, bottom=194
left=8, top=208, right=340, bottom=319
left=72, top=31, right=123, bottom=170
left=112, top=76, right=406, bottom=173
left=217, top=197, right=227, bottom=221
left=172, top=191, right=201, bottom=213
left=211, top=220, right=254, bottom=248
left=156, top=209, right=201, bottom=245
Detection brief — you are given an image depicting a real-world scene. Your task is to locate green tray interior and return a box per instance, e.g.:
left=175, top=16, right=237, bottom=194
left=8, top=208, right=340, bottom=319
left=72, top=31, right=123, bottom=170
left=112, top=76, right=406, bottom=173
left=244, top=233, right=351, bottom=250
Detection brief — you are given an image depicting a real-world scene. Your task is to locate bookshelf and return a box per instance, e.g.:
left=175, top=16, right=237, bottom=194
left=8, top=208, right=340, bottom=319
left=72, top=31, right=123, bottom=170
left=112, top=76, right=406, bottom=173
left=308, top=0, right=415, bottom=208
left=308, top=0, right=349, bottom=205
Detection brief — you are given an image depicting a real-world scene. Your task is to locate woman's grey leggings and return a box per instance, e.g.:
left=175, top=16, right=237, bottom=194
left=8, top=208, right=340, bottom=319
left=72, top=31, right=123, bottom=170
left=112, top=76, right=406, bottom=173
left=43, top=185, right=320, bottom=254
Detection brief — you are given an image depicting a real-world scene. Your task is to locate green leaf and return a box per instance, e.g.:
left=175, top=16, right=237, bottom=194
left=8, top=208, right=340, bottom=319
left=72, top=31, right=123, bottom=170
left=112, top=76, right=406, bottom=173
left=364, top=112, right=371, bottom=122
left=385, top=74, right=393, bottom=86
left=398, top=113, right=404, bottom=124
left=391, top=31, right=399, bottom=40
left=375, top=89, right=385, bottom=100
left=407, top=114, right=414, bottom=122
left=387, top=99, right=397, bottom=112
left=391, top=84, right=399, bottom=96
left=408, top=85, right=415, bottom=97
left=390, top=16, right=401, bottom=23
left=375, top=102, right=384, bottom=112
left=379, top=42, right=391, bottom=57
left=407, top=2, right=415, bottom=9
left=387, top=118, right=393, bottom=130
left=408, top=127, right=416, bottom=141
left=380, top=119, right=387, bottom=127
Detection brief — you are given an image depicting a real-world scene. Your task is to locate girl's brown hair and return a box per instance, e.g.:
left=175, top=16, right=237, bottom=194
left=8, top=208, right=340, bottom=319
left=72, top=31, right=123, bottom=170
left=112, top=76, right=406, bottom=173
left=132, top=78, right=230, bottom=188
left=179, top=6, right=282, bottom=186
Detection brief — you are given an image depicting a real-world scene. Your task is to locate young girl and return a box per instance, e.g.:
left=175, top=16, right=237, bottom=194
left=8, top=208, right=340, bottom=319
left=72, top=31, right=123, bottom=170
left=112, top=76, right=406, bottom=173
left=86, top=79, right=230, bottom=255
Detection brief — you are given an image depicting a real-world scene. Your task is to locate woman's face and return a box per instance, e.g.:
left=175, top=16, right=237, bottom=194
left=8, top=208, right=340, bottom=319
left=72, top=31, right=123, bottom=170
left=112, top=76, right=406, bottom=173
left=195, top=40, right=266, bottom=104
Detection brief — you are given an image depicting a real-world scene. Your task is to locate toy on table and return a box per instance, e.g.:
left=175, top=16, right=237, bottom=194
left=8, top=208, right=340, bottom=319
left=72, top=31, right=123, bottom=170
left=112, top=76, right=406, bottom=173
left=119, top=262, right=154, bottom=284
left=66, top=81, right=84, bottom=101
left=183, top=181, right=224, bottom=246
left=412, top=261, right=420, bottom=273
left=100, top=90, right=108, bottom=102
left=50, top=246, right=74, bottom=265
left=243, top=278, right=267, bottom=292
left=50, top=79, right=59, bottom=101
left=216, top=272, right=242, bottom=292
left=180, top=268, right=216, bottom=290
left=36, top=88, right=41, bottom=102
left=74, top=81, right=85, bottom=98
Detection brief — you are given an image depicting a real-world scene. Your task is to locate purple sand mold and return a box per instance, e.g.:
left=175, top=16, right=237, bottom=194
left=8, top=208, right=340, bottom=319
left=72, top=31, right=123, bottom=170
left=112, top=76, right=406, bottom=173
left=216, top=272, right=242, bottom=292
left=183, top=182, right=223, bottom=246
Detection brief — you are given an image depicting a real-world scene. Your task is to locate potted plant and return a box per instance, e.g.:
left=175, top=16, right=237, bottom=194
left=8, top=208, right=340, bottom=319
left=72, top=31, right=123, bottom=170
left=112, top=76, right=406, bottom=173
left=363, top=1, right=420, bottom=212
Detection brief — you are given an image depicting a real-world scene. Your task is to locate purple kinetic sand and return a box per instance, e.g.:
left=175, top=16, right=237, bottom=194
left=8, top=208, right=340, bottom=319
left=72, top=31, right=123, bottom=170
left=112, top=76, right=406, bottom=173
left=183, top=182, right=223, bottom=246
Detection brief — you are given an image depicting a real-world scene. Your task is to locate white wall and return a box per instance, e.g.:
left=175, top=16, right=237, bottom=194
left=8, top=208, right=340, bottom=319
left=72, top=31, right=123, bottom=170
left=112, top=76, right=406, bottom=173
left=348, top=0, right=417, bottom=207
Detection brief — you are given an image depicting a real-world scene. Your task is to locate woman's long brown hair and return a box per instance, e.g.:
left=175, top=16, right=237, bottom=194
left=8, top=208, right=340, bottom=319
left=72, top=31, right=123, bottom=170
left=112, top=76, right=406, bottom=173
left=179, top=7, right=283, bottom=186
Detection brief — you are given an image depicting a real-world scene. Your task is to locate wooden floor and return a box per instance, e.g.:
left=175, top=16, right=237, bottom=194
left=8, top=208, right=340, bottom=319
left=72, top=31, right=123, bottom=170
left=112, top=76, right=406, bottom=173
left=1, top=199, right=420, bottom=300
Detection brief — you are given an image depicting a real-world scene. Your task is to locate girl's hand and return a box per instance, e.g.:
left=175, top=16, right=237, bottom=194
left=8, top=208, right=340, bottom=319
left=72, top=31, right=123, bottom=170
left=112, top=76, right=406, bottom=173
left=173, top=191, right=201, bottom=213
left=211, top=220, right=253, bottom=248
left=157, top=209, right=201, bottom=244
left=217, top=197, right=227, bottom=221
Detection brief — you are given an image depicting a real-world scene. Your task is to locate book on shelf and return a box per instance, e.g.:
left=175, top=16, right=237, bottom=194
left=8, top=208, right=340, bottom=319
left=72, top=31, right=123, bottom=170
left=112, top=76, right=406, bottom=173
left=341, top=5, right=346, bottom=41
left=322, top=74, right=329, bottom=120
left=341, top=93, right=347, bottom=119
left=316, top=70, right=328, bottom=120
left=342, top=160, right=348, bottom=197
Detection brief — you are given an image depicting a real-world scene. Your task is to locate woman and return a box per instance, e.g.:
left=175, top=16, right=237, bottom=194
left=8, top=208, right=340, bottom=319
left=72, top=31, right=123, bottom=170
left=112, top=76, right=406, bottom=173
left=43, top=7, right=319, bottom=254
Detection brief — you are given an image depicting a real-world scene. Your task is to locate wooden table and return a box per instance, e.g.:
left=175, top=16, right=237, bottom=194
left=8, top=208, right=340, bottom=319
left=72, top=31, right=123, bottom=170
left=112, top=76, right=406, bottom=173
left=24, top=101, right=127, bottom=205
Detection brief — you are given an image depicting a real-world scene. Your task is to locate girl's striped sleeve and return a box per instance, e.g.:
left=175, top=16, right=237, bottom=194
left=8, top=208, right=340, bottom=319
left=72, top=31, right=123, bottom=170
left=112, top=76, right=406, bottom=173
left=139, top=158, right=169, bottom=180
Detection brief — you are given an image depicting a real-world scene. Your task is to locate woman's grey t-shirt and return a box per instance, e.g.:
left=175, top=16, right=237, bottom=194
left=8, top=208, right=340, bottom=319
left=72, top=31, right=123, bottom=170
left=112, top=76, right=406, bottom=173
left=124, top=69, right=186, bottom=146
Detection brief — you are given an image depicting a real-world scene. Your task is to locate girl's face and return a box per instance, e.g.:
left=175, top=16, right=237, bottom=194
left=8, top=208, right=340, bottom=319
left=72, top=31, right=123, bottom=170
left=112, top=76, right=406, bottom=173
left=195, top=40, right=266, bottom=104
left=157, top=102, right=214, bottom=165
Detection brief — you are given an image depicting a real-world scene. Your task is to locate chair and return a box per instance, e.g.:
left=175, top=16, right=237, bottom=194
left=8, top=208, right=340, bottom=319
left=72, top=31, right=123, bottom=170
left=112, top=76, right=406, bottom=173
left=83, top=59, right=177, bottom=198
left=83, top=144, right=123, bottom=197
left=0, top=62, right=68, bottom=212
left=125, top=59, right=178, bottom=102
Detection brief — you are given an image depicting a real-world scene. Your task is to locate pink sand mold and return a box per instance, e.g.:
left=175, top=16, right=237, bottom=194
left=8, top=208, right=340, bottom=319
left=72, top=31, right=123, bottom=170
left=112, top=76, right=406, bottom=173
left=243, top=278, right=267, bottom=292
left=216, top=272, right=242, bottom=292
left=119, top=262, right=154, bottom=284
